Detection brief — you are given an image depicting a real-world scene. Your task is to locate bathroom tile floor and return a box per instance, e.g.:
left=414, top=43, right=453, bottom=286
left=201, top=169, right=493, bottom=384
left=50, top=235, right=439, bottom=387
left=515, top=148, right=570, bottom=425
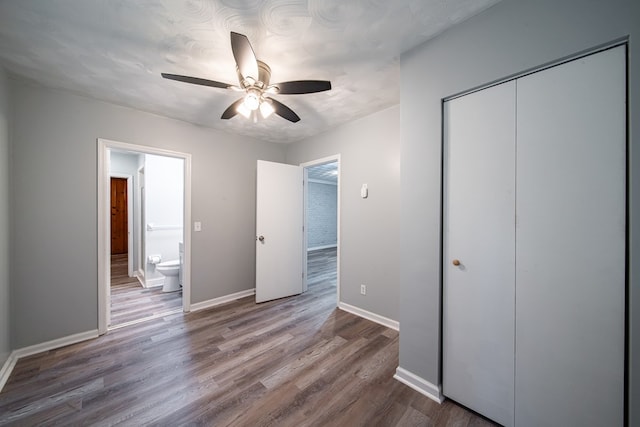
left=110, top=253, right=182, bottom=327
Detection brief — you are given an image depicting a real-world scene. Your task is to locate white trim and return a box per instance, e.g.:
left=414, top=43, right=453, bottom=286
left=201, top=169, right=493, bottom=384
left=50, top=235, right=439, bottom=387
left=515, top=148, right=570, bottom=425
left=109, top=173, right=134, bottom=277
left=143, top=277, right=164, bottom=288
left=394, top=367, right=444, bottom=404
left=133, top=269, right=146, bottom=287
left=338, top=301, right=399, bottom=331
left=98, top=143, right=109, bottom=333
left=303, top=166, right=309, bottom=293
left=108, top=308, right=182, bottom=331
left=300, top=154, right=341, bottom=306
left=137, top=166, right=144, bottom=286
left=12, top=330, right=99, bottom=359
left=190, top=289, right=255, bottom=312
left=308, top=244, right=338, bottom=251
left=98, top=138, right=193, bottom=335
left=0, top=353, right=18, bottom=392
left=0, top=330, right=98, bottom=392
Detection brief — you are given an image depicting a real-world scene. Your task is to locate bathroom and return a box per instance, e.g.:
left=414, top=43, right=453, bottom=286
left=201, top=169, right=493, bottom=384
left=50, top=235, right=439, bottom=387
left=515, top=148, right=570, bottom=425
left=109, top=150, right=184, bottom=327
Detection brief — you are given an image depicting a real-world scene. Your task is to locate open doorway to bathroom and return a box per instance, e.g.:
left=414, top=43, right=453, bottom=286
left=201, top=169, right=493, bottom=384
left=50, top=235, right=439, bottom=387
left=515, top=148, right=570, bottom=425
left=98, top=139, right=192, bottom=335
left=302, top=156, right=339, bottom=304
left=108, top=151, right=184, bottom=328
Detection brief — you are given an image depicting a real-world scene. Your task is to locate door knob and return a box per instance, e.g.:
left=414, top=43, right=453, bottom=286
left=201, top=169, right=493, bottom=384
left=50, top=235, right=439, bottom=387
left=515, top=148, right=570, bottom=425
left=258, top=235, right=265, bottom=242
left=452, top=259, right=460, bottom=266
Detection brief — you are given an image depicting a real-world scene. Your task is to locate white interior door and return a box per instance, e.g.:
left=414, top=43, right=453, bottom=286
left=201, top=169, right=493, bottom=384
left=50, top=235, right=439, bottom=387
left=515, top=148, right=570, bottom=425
left=443, top=81, right=516, bottom=427
left=515, top=46, right=625, bottom=426
left=256, top=160, right=304, bottom=303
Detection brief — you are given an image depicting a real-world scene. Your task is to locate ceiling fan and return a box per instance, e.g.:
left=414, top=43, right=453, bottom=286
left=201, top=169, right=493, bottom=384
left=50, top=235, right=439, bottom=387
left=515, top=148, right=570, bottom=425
left=162, top=32, right=331, bottom=123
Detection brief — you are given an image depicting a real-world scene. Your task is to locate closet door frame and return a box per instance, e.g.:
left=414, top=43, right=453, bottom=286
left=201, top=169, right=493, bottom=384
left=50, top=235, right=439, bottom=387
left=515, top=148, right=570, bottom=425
left=440, top=41, right=628, bottom=426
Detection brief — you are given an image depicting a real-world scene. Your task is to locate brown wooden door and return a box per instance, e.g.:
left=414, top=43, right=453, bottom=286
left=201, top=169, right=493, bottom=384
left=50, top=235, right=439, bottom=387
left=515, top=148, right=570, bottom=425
left=111, top=177, right=128, bottom=255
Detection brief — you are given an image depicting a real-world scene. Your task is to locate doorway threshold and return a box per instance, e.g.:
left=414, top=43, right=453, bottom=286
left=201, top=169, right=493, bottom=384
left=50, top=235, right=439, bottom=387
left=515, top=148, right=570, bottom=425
left=107, top=308, right=183, bottom=331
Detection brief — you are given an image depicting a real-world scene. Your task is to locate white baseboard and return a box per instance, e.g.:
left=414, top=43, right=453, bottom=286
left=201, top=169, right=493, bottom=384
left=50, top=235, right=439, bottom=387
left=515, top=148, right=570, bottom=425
left=308, top=244, right=337, bottom=251
left=190, top=288, right=255, bottom=312
left=143, top=277, right=164, bottom=288
left=0, top=329, right=98, bottom=393
left=0, top=352, right=18, bottom=392
left=338, top=302, right=399, bottom=331
left=394, top=367, right=444, bottom=404
left=13, top=330, right=99, bottom=359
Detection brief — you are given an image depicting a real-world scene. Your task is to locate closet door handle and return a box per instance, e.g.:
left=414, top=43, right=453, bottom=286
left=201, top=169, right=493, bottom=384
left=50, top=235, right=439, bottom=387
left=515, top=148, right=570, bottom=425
left=452, top=259, right=461, bottom=266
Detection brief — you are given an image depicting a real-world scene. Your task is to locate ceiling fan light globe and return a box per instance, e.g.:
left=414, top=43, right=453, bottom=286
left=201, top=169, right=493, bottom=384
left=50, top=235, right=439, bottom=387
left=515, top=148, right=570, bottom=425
left=236, top=102, right=251, bottom=118
left=244, top=92, right=260, bottom=111
left=260, top=100, right=275, bottom=118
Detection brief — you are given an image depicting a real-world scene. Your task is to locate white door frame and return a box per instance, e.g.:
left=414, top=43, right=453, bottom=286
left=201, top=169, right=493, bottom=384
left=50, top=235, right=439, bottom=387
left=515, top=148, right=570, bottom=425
left=109, top=173, right=134, bottom=277
left=136, top=166, right=145, bottom=279
left=300, top=154, right=341, bottom=304
left=98, top=138, right=192, bottom=335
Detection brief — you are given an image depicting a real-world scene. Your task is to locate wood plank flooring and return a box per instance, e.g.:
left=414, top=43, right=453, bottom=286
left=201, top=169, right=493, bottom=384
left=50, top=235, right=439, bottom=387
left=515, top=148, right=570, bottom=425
left=307, top=247, right=337, bottom=288
left=110, top=254, right=182, bottom=327
left=0, top=248, right=495, bottom=426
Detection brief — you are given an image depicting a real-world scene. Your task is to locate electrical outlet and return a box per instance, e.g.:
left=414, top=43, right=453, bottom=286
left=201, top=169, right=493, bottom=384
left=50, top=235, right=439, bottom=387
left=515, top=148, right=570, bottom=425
left=360, top=284, right=366, bottom=295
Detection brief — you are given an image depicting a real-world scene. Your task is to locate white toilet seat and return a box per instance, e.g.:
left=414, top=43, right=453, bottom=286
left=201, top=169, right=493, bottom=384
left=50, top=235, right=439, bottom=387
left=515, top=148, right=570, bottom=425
left=156, top=259, right=180, bottom=269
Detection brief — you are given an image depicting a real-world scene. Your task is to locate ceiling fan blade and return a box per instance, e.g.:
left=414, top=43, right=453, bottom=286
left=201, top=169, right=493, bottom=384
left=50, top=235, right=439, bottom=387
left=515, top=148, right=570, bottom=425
left=230, top=32, right=259, bottom=82
left=271, top=80, right=332, bottom=94
left=221, top=98, right=244, bottom=120
left=161, top=73, right=232, bottom=89
left=266, top=97, right=300, bottom=123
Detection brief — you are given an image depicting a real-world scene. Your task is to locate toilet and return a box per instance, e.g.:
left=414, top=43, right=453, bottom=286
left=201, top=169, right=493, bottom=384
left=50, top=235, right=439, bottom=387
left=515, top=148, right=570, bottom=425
left=153, top=242, right=184, bottom=292
left=156, top=260, right=181, bottom=292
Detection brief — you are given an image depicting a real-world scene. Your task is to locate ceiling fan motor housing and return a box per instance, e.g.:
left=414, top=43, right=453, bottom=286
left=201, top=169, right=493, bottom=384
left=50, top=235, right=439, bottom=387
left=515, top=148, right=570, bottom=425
left=238, top=60, right=272, bottom=90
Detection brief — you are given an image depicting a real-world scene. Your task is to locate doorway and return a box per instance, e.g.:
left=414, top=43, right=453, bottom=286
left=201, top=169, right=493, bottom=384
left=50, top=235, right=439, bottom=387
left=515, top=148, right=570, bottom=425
left=98, top=139, right=192, bottom=335
left=302, top=156, right=340, bottom=303
left=110, top=177, right=128, bottom=255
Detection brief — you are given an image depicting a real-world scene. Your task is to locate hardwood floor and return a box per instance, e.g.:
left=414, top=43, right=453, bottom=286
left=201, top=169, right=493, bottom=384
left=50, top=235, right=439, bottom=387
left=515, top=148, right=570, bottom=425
left=0, top=248, right=495, bottom=426
left=307, top=247, right=337, bottom=288
left=110, top=254, right=182, bottom=327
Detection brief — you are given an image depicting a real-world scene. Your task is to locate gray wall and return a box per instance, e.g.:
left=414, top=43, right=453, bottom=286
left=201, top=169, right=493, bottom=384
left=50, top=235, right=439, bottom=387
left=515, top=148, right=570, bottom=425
left=307, top=181, right=337, bottom=250
left=10, top=80, right=285, bottom=348
left=0, top=67, right=10, bottom=365
left=286, top=105, right=400, bottom=321
left=398, top=0, right=639, bottom=422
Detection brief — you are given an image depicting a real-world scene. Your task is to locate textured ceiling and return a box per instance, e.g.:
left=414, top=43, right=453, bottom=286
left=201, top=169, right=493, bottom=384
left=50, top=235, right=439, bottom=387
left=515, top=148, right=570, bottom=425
left=0, top=0, right=500, bottom=144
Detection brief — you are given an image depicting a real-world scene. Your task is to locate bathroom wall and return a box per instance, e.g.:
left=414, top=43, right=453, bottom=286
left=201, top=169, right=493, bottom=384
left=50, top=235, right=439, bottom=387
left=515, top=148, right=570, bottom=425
left=0, top=67, right=10, bottom=366
left=307, top=181, right=337, bottom=250
left=9, top=79, right=285, bottom=348
left=144, top=154, right=183, bottom=285
left=109, top=151, right=140, bottom=274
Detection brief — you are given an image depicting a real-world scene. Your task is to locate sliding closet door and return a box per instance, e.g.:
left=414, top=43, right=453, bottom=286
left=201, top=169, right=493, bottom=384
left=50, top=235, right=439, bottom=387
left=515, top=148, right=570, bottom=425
left=515, top=46, right=625, bottom=426
left=443, top=81, right=516, bottom=427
